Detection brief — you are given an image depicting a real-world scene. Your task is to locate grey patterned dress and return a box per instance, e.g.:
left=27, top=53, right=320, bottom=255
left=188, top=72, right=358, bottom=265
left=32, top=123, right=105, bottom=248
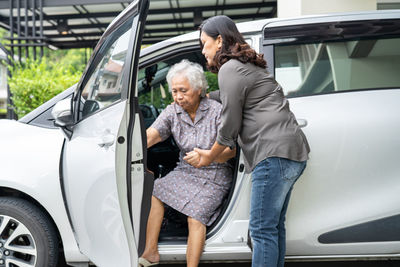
left=151, top=97, right=232, bottom=226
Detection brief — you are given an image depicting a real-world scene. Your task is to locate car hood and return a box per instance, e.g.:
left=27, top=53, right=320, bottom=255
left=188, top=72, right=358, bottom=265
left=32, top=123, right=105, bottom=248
left=0, top=119, right=65, bottom=180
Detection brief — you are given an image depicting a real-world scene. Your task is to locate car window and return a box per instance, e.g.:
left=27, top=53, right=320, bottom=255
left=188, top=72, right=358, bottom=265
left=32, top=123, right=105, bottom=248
left=79, top=18, right=133, bottom=119
left=274, top=37, right=400, bottom=97
left=138, top=61, right=173, bottom=114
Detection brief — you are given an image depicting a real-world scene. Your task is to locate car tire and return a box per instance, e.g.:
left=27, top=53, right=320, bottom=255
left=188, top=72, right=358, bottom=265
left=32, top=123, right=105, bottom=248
left=0, top=197, right=59, bottom=267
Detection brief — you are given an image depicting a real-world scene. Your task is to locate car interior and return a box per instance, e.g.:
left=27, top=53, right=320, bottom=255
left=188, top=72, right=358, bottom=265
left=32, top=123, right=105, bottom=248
left=138, top=50, right=240, bottom=242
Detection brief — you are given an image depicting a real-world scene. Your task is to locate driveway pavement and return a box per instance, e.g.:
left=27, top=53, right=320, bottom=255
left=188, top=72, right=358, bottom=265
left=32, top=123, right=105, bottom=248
left=158, top=260, right=400, bottom=267
left=59, top=259, right=400, bottom=266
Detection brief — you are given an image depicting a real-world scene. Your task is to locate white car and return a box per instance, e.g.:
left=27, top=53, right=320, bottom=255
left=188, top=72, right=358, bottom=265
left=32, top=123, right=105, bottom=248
left=0, top=0, right=399, bottom=266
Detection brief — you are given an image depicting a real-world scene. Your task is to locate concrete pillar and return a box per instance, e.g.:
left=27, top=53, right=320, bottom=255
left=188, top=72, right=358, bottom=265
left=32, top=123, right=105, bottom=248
left=278, top=0, right=377, bottom=18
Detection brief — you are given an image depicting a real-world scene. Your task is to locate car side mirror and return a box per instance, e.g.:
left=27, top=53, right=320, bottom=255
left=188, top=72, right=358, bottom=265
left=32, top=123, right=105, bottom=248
left=52, top=98, right=74, bottom=139
left=52, top=98, right=74, bottom=128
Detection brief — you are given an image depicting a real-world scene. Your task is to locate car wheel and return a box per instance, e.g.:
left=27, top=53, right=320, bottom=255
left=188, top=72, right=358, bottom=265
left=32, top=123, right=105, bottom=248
left=0, top=197, right=59, bottom=267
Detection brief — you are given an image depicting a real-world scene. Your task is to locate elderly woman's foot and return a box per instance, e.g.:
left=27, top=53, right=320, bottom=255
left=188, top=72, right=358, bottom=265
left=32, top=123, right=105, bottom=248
left=138, top=251, right=159, bottom=267
left=138, top=257, right=159, bottom=267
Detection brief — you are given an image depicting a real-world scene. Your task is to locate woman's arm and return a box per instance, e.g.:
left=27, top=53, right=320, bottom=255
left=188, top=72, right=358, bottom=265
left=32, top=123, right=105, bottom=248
left=214, top=147, right=236, bottom=163
left=191, top=141, right=227, bottom=167
left=146, top=127, right=162, bottom=148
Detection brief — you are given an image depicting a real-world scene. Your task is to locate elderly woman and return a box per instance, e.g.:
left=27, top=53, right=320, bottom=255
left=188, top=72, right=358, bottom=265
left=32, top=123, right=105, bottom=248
left=139, top=59, right=235, bottom=267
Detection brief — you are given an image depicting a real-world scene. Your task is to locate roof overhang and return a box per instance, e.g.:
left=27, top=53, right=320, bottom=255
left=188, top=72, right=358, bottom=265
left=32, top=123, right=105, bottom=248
left=0, top=0, right=277, bottom=49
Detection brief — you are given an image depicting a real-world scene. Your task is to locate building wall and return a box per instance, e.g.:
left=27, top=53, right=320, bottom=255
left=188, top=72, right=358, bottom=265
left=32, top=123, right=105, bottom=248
left=278, top=0, right=377, bottom=18
left=277, top=0, right=400, bottom=18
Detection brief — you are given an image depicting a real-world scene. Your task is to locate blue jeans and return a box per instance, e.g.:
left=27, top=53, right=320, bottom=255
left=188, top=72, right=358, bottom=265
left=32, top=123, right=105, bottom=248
left=249, top=157, right=306, bottom=267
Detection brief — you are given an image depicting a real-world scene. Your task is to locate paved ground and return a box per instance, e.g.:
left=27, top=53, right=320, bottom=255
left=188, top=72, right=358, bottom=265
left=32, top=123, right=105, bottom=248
left=157, top=261, right=400, bottom=267
left=60, top=259, right=400, bottom=266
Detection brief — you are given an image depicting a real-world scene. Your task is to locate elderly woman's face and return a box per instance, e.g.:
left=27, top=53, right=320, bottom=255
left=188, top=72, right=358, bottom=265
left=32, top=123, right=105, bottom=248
left=171, top=75, right=201, bottom=112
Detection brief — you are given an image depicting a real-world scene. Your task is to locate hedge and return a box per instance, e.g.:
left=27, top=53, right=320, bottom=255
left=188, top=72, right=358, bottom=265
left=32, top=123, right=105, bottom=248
left=8, top=59, right=82, bottom=119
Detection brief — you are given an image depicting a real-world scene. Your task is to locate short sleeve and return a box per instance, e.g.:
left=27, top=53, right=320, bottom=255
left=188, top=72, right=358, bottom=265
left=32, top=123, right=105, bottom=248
left=209, top=90, right=221, bottom=103
left=150, top=105, right=173, bottom=141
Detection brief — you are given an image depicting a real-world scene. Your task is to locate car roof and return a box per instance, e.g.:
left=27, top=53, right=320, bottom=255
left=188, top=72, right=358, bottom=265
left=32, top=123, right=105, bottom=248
left=139, top=18, right=270, bottom=58
left=140, top=9, right=400, bottom=58
left=263, top=9, right=400, bottom=28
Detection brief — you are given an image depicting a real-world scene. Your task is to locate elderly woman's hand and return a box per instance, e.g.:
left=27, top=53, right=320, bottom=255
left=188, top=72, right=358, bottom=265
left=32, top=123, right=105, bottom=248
left=183, top=150, right=201, bottom=167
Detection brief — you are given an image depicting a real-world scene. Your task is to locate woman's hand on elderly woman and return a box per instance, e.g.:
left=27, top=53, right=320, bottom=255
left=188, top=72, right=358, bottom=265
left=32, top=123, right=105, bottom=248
left=185, top=143, right=229, bottom=168
left=193, top=148, right=214, bottom=167
left=183, top=150, right=201, bottom=167
left=184, top=149, right=214, bottom=167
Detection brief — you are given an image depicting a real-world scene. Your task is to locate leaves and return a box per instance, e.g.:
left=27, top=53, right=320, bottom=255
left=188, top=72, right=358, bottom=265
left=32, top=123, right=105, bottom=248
left=8, top=54, right=83, bottom=118
left=204, top=71, right=219, bottom=93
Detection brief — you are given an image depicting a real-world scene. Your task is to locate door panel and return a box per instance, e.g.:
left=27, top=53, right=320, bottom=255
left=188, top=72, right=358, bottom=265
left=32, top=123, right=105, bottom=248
left=61, top=0, right=149, bottom=266
left=286, top=90, right=400, bottom=256
left=63, top=101, right=131, bottom=266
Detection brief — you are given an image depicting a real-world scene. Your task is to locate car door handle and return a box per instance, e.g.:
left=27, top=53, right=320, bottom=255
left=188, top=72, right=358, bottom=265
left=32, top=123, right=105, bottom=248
left=297, top=119, right=308, bottom=128
left=98, top=134, right=115, bottom=147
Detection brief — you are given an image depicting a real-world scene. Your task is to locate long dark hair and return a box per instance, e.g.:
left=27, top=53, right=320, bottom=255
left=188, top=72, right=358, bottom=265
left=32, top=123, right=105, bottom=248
left=199, top=15, right=266, bottom=73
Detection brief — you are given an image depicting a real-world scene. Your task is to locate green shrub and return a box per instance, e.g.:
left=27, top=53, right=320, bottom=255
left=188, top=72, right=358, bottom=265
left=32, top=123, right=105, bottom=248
left=204, top=71, right=219, bottom=93
left=8, top=59, right=82, bottom=118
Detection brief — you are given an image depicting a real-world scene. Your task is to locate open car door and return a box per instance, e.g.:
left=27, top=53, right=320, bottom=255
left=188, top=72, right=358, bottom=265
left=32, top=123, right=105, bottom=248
left=60, top=0, right=150, bottom=266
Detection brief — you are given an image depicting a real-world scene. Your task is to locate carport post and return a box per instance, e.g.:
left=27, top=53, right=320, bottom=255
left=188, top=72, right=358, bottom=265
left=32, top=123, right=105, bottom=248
left=0, top=44, right=17, bottom=120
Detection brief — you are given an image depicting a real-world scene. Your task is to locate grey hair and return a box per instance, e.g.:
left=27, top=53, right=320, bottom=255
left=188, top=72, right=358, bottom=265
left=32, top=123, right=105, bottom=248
left=166, top=59, right=208, bottom=97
